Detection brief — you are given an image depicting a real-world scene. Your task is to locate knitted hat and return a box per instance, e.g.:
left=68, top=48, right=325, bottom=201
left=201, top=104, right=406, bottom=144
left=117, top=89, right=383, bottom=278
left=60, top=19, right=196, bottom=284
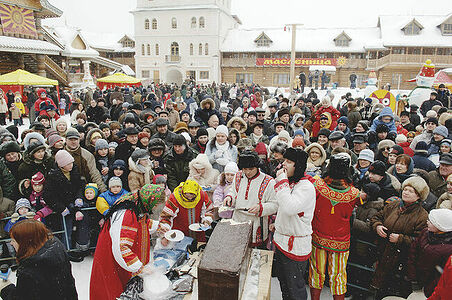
left=293, top=129, right=304, bottom=137
left=415, top=141, right=429, bottom=153
left=48, top=134, right=63, bottom=148
left=378, top=139, right=395, bottom=151
left=395, top=134, right=407, bottom=144
left=109, top=177, right=122, bottom=188
left=112, top=159, right=126, bottom=170
left=95, top=139, right=109, bottom=151
left=131, top=148, right=149, bottom=163
left=428, top=209, right=452, bottom=232
left=362, top=183, right=381, bottom=202
left=292, top=136, right=306, bottom=148
left=337, top=116, right=349, bottom=125
left=45, top=128, right=58, bottom=138
left=255, top=142, right=268, bottom=156
left=224, top=162, right=239, bottom=174
left=215, top=125, right=228, bottom=137
left=109, top=142, right=118, bottom=149
left=433, top=125, right=448, bottom=138
left=0, top=141, right=20, bottom=157
left=196, top=128, right=209, bottom=139
left=358, top=149, right=374, bottom=163
left=402, top=176, right=429, bottom=201
left=85, top=183, right=99, bottom=197
left=31, top=172, right=45, bottom=186
left=441, top=139, right=451, bottom=147
left=390, top=145, right=404, bottom=156
left=368, top=160, right=387, bottom=177
left=55, top=150, right=74, bottom=168
left=15, top=198, right=31, bottom=213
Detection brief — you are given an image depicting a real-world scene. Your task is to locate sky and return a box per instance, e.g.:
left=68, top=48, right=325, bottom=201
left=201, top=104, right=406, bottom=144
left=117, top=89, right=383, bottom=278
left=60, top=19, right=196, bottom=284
left=43, top=0, right=452, bottom=35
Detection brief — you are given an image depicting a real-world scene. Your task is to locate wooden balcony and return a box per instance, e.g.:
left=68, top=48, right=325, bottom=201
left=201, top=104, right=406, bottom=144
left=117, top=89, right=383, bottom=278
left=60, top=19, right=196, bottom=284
left=366, top=54, right=452, bottom=70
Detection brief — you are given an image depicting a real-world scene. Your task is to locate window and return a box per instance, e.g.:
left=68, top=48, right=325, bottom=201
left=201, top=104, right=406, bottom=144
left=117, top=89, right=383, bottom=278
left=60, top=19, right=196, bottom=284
left=147, top=44, right=150, bottom=55
left=199, top=71, right=209, bottom=80
left=236, top=73, right=253, bottom=84
left=171, top=42, right=179, bottom=56
left=199, top=17, right=205, bottom=28
left=171, top=18, right=177, bottom=29
left=199, top=43, right=202, bottom=55
left=403, top=23, right=421, bottom=35
left=256, top=38, right=270, bottom=47
left=144, top=19, right=149, bottom=30
left=155, top=44, right=159, bottom=55
left=273, top=73, right=290, bottom=85
left=444, top=23, right=452, bottom=35
left=191, top=17, right=197, bottom=28
left=142, top=70, right=150, bottom=78
left=141, top=44, right=145, bottom=56
left=190, top=43, right=194, bottom=55
left=335, top=38, right=349, bottom=47
left=205, top=43, right=209, bottom=55
left=152, top=18, right=157, bottom=30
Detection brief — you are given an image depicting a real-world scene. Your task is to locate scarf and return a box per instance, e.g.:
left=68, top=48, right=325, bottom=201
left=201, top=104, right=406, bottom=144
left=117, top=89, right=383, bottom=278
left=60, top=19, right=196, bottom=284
left=215, top=140, right=230, bottom=152
left=30, top=191, right=46, bottom=206
left=399, top=200, right=419, bottom=212
left=174, top=182, right=201, bottom=209
left=197, top=141, right=206, bottom=153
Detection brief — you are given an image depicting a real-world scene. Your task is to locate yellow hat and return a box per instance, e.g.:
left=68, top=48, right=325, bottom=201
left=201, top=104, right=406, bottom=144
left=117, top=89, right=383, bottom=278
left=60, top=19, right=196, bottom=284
left=182, top=179, right=200, bottom=195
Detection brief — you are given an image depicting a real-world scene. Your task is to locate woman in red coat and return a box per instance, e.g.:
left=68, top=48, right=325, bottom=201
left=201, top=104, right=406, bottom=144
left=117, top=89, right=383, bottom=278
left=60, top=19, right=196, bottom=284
left=311, top=96, right=340, bottom=138
left=89, top=184, right=165, bottom=300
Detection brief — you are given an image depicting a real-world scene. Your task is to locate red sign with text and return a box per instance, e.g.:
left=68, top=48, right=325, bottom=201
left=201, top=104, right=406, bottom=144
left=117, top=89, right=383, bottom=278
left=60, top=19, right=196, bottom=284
left=256, top=58, right=337, bottom=66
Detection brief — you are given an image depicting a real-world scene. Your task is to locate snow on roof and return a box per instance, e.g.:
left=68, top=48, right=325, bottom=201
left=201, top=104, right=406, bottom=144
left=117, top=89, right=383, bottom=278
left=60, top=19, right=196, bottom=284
left=44, top=25, right=99, bottom=58
left=132, top=4, right=219, bottom=13
left=378, top=14, right=452, bottom=47
left=82, top=31, right=134, bottom=52
left=221, top=27, right=381, bottom=53
left=0, top=35, right=61, bottom=55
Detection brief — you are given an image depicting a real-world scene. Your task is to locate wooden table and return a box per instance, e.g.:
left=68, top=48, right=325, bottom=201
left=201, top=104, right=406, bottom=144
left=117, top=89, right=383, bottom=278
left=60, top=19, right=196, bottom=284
left=183, top=249, right=274, bottom=300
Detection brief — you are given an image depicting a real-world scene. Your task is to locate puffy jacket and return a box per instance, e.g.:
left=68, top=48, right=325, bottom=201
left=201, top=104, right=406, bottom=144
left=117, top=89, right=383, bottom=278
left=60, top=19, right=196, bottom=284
left=370, top=107, right=397, bottom=133
left=96, top=188, right=129, bottom=216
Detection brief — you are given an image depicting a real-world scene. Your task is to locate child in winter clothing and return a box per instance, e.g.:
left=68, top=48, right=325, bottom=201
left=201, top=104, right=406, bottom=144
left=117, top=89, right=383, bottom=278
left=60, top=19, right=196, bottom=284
left=95, top=139, right=110, bottom=184
left=13, top=95, right=25, bottom=125
left=0, top=91, right=7, bottom=125
left=84, top=183, right=99, bottom=208
left=212, top=161, right=238, bottom=208
left=9, top=101, right=21, bottom=126
left=108, top=159, right=129, bottom=191
left=128, top=148, right=154, bottom=192
left=370, top=107, right=397, bottom=134
left=29, top=172, right=53, bottom=222
left=96, top=177, right=129, bottom=217
left=4, top=198, right=35, bottom=233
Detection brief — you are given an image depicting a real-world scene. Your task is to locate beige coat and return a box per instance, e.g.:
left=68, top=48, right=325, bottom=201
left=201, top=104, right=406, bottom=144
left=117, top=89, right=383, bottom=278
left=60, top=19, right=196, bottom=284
left=128, top=157, right=155, bottom=192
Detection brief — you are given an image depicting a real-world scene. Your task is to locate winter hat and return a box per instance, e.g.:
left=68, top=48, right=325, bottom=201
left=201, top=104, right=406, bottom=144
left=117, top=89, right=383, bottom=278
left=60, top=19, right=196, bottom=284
left=426, top=110, right=438, bottom=119
left=94, top=139, right=108, bottom=151
left=329, top=131, right=344, bottom=141
left=90, top=131, right=102, bottom=142
left=99, top=122, right=110, bottom=130
left=292, top=136, right=306, bottom=148
left=395, top=134, right=407, bottom=144
left=441, top=139, right=451, bottom=147
left=236, top=138, right=253, bottom=152
left=215, top=125, right=228, bottom=137
left=27, top=141, right=46, bottom=156
left=85, top=183, right=99, bottom=197
left=55, top=150, right=74, bottom=168
left=318, top=128, right=331, bottom=138
left=224, top=162, right=239, bottom=174
left=362, top=183, right=381, bottom=202
left=15, top=198, right=31, bottom=213
left=148, top=138, right=166, bottom=151
left=23, top=132, right=45, bottom=150
left=0, top=141, right=20, bottom=157
left=138, top=132, right=150, bottom=140
left=337, top=116, right=349, bottom=126
left=238, top=150, right=261, bottom=169
left=368, top=161, right=387, bottom=177
left=31, top=172, right=45, bottom=186
left=376, top=123, right=389, bottom=134
left=153, top=174, right=167, bottom=185
left=270, top=141, right=288, bottom=154
left=255, top=142, right=268, bottom=156
left=131, top=148, right=149, bottom=163
left=428, top=209, right=452, bottom=232
left=393, top=116, right=400, bottom=122
left=44, top=128, right=58, bottom=138
left=109, top=142, right=118, bottom=149
left=415, top=141, right=429, bottom=154
left=48, top=134, right=63, bottom=148
left=196, top=128, right=209, bottom=139
left=109, top=177, right=122, bottom=188
left=173, top=134, right=186, bottom=146
left=390, top=145, right=404, bottom=156
left=293, top=129, right=304, bottom=137
left=181, top=132, right=191, bottom=143
left=173, top=122, right=189, bottom=134
left=6, top=125, right=18, bottom=140
left=378, top=139, right=395, bottom=151
left=402, top=176, right=429, bottom=201
left=326, top=153, right=351, bottom=179
left=439, top=153, right=452, bottom=165
left=112, top=159, right=126, bottom=170
left=433, top=125, right=448, bottom=138
left=66, top=129, right=80, bottom=139
left=426, top=117, right=438, bottom=126
left=358, top=149, right=374, bottom=163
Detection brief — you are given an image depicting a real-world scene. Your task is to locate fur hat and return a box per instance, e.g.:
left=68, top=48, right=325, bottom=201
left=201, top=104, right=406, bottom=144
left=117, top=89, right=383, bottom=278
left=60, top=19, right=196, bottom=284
left=148, top=138, right=166, bottom=151
left=402, top=176, right=429, bottom=201
left=376, top=123, right=389, bottom=134
left=318, top=128, right=331, bottom=138
left=395, top=134, right=407, bottom=144
left=173, top=122, right=189, bottom=133
left=0, top=141, right=20, bottom=157
left=270, top=141, right=288, bottom=154
left=200, top=97, right=215, bottom=110
left=109, top=177, right=122, bottom=188
left=131, top=148, right=149, bottom=163
left=238, top=150, right=261, bottom=169
left=428, top=209, right=452, bottom=232
left=15, top=198, right=31, bottom=213
left=378, top=139, right=395, bottom=151
left=55, top=150, right=74, bottom=168
left=112, top=159, right=126, bottom=170
left=283, top=148, right=308, bottom=175
left=326, top=153, right=351, bottom=179
left=362, top=183, right=381, bottom=202
left=27, top=141, right=46, bottom=156
left=173, top=134, right=186, bottom=146
left=237, top=138, right=253, bottom=152
left=23, top=132, right=45, bottom=150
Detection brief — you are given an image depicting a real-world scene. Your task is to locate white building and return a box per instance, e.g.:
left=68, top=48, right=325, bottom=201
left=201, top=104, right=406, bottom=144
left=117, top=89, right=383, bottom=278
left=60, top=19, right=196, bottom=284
left=132, top=0, right=240, bottom=85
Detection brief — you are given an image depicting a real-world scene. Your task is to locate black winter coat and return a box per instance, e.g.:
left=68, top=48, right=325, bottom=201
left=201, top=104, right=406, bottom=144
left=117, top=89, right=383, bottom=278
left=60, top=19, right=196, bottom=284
left=44, top=164, right=83, bottom=214
left=1, top=238, right=77, bottom=300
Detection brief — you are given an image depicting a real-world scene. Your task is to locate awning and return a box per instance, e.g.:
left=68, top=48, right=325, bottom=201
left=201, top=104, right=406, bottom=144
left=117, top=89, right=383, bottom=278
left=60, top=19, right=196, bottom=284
left=0, top=69, right=58, bottom=86
left=0, top=36, right=61, bottom=55
left=308, top=65, right=336, bottom=72
left=97, top=73, right=140, bottom=84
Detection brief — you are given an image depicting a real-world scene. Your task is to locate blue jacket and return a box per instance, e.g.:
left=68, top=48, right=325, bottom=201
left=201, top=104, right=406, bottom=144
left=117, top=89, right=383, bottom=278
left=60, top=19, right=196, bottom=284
left=370, top=107, right=397, bottom=133
left=412, top=153, right=436, bottom=172
left=96, top=188, right=129, bottom=216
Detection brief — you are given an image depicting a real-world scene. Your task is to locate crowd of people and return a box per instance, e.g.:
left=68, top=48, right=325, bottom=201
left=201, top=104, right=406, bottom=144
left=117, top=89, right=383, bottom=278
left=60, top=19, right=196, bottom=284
left=0, top=81, right=451, bottom=299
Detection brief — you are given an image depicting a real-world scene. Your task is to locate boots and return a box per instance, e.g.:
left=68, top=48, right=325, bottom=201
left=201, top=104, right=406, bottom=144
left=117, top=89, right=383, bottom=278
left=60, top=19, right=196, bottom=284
left=310, top=288, right=321, bottom=300
left=333, top=294, right=345, bottom=300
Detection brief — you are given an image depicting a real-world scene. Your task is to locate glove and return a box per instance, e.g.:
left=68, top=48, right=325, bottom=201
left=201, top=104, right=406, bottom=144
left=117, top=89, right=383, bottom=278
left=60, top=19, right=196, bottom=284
left=214, top=150, right=223, bottom=159
left=61, top=208, right=70, bottom=217
left=75, top=211, right=84, bottom=221
left=34, top=211, right=44, bottom=221
left=74, top=198, right=84, bottom=208
left=10, top=213, right=20, bottom=223
left=411, top=281, right=422, bottom=291
left=0, top=279, right=13, bottom=291
left=216, top=157, right=228, bottom=166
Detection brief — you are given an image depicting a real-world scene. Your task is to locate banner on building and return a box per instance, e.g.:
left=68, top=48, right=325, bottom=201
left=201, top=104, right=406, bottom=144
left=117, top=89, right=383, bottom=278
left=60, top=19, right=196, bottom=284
left=256, top=57, right=347, bottom=67
left=0, top=4, right=38, bottom=38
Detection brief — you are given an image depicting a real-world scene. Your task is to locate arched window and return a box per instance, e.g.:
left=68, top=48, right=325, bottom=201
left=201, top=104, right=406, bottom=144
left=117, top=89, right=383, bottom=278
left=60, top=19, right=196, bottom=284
left=205, top=43, right=209, bottom=55
left=191, top=17, right=197, bottom=28
left=171, top=42, right=179, bottom=56
left=144, top=19, right=150, bottom=30
left=141, top=44, right=145, bottom=55
left=147, top=44, right=151, bottom=55
left=155, top=44, right=159, bottom=56
left=171, top=17, right=177, bottom=29
left=152, top=18, right=157, bottom=30
left=199, top=17, right=205, bottom=28
left=198, top=43, right=202, bottom=55
left=190, top=43, right=194, bottom=55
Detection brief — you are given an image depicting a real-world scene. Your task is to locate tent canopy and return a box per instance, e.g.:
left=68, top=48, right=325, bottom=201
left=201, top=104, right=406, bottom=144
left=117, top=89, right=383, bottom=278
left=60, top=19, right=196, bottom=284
left=434, top=71, right=452, bottom=85
left=97, top=73, right=140, bottom=84
left=0, top=69, right=58, bottom=86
